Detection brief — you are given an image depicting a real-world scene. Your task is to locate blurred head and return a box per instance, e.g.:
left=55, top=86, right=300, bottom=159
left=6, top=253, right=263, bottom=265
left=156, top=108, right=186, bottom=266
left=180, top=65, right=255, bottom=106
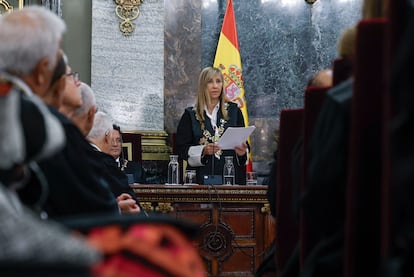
left=87, top=111, right=113, bottom=154
left=195, top=66, right=228, bottom=122
left=362, top=0, right=386, bottom=19
left=0, top=73, right=65, bottom=186
left=43, top=49, right=67, bottom=108
left=72, top=82, right=97, bottom=136
left=60, top=60, right=82, bottom=117
left=0, top=6, right=66, bottom=96
left=337, top=25, right=357, bottom=61
left=307, top=69, right=333, bottom=88
left=110, top=125, right=122, bottom=159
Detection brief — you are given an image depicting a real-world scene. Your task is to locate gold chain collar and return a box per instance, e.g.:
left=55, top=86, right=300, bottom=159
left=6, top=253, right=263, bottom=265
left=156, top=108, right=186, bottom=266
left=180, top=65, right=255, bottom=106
left=194, top=103, right=228, bottom=158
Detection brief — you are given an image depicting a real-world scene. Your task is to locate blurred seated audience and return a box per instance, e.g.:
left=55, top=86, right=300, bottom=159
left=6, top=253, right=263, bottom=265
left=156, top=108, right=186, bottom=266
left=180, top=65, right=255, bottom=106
left=71, top=82, right=97, bottom=136
left=87, top=111, right=142, bottom=214
left=21, top=59, right=120, bottom=217
left=0, top=6, right=101, bottom=270
left=298, top=23, right=357, bottom=277
left=307, top=68, right=333, bottom=88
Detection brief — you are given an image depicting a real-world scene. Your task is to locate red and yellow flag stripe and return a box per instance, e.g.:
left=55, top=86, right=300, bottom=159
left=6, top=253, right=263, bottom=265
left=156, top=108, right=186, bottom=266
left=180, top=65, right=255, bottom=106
left=213, top=0, right=253, bottom=172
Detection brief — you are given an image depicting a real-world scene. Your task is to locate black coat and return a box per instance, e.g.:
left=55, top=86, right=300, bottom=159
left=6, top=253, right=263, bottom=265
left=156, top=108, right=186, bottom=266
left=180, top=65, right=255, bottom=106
left=26, top=107, right=120, bottom=218
left=303, top=78, right=352, bottom=240
left=92, top=150, right=139, bottom=204
left=176, top=102, right=247, bottom=185
left=296, top=78, right=352, bottom=277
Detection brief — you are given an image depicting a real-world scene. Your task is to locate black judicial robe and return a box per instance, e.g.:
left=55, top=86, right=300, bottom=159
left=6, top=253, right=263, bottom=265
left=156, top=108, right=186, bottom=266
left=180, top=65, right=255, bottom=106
left=303, top=78, right=352, bottom=239
left=176, top=102, right=247, bottom=185
left=91, top=150, right=140, bottom=204
left=297, top=78, right=352, bottom=276
left=24, top=107, right=120, bottom=218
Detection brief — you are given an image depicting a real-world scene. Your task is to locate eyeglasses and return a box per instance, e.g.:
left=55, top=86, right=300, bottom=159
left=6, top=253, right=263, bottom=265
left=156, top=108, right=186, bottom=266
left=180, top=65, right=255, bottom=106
left=111, top=138, right=122, bottom=145
left=66, top=72, right=80, bottom=83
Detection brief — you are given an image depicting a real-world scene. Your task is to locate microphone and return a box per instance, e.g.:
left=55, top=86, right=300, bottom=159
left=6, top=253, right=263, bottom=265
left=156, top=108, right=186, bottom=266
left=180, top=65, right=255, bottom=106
left=203, top=142, right=222, bottom=185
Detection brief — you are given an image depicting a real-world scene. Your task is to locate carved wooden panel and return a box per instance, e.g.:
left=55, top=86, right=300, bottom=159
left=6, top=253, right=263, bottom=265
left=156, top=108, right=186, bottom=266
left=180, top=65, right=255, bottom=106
left=131, top=185, right=275, bottom=277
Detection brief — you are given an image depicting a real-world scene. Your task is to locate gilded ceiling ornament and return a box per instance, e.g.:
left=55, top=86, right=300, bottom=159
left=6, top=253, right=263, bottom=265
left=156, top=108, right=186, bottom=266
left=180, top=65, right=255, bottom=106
left=0, top=0, right=22, bottom=14
left=0, top=1, right=12, bottom=14
left=114, top=0, right=144, bottom=36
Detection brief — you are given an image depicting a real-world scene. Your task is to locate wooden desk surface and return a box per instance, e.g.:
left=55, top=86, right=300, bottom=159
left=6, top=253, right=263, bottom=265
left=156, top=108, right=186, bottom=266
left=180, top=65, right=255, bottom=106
left=131, top=184, right=269, bottom=204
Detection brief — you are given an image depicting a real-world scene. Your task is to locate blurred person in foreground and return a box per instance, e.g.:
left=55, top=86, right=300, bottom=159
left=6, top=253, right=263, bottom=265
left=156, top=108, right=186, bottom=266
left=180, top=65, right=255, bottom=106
left=0, top=5, right=100, bottom=271
left=71, top=81, right=97, bottom=136
left=20, top=57, right=120, bottom=217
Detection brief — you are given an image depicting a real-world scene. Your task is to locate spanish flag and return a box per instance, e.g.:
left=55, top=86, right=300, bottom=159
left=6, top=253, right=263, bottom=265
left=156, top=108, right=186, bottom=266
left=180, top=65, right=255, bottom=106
left=213, top=0, right=253, bottom=172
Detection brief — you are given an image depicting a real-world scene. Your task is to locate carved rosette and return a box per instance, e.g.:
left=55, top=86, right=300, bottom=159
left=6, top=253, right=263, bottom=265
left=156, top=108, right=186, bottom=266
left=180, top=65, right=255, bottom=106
left=114, top=0, right=144, bottom=36
left=198, top=222, right=235, bottom=261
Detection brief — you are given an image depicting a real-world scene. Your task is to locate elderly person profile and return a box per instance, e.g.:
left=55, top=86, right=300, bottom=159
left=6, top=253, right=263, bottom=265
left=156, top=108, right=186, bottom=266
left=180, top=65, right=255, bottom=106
left=176, top=66, right=248, bottom=185
left=0, top=5, right=101, bottom=268
left=87, top=111, right=141, bottom=214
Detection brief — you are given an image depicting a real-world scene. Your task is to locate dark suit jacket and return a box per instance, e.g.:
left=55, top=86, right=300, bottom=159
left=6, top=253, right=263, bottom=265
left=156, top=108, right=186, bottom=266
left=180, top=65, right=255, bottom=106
left=302, top=78, right=352, bottom=240
left=92, top=150, right=139, bottom=204
left=295, top=78, right=352, bottom=277
left=21, top=107, right=120, bottom=218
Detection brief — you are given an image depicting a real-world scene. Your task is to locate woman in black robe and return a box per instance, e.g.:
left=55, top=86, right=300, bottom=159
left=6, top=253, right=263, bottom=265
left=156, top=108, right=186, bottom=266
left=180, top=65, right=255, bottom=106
left=176, top=67, right=248, bottom=185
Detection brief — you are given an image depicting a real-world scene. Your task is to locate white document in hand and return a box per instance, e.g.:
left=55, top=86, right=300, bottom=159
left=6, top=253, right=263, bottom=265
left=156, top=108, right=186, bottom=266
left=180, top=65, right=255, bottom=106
left=217, top=126, right=256, bottom=150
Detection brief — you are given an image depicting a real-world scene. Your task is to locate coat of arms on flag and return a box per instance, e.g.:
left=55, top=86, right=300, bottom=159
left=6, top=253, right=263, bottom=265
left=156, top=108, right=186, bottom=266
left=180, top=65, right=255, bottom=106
left=218, top=63, right=246, bottom=109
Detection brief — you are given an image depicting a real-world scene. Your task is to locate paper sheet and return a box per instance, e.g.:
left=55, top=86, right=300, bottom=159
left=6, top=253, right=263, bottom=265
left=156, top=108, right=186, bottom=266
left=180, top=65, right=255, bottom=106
left=217, top=126, right=256, bottom=150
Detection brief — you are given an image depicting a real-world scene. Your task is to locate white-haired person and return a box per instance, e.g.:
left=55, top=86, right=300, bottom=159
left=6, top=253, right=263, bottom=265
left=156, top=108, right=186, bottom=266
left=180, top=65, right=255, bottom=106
left=0, top=7, right=120, bottom=217
left=0, top=6, right=100, bottom=271
left=71, top=82, right=98, bottom=136
left=87, top=111, right=142, bottom=214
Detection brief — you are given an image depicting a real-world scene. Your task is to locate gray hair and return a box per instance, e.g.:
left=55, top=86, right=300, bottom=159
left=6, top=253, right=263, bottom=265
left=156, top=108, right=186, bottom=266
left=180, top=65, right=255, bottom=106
left=73, top=82, right=96, bottom=117
left=87, top=111, right=113, bottom=140
left=0, top=6, right=66, bottom=75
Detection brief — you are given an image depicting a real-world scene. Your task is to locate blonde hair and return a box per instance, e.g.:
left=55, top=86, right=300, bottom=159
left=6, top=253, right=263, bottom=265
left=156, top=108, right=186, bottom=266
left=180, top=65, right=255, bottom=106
left=362, top=0, right=385, bottom=19
left=337, top=25, right=357, bottom=60
left=194, top=67, right=228, bottom=122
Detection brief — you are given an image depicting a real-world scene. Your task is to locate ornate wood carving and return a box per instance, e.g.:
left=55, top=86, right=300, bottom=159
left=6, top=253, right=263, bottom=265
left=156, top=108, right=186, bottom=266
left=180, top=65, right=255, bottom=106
left=131, top=185, right=275, bottom=277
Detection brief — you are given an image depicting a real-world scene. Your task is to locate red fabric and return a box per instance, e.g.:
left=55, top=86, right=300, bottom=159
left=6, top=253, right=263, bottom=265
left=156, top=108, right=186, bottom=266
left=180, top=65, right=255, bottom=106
left=0, top=83, right=12, bottom=96
left=275, top=108, right=304, bottom=270
left=221, top=0, right=239, bottom=50
left=344, top=19, right=387, bottom=277
left=87, top=223, right=206, bottom=277
left=299, top=86, right=328, bottom=267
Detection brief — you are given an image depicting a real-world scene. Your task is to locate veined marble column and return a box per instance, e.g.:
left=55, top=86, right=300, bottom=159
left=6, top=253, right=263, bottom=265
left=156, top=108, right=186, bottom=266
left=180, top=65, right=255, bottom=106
left=91, top=0, right=164, bottom=131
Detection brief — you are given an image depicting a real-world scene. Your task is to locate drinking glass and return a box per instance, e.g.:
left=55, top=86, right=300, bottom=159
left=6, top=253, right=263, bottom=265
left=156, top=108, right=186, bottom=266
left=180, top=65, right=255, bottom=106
left=246, top=171, right=258, bottom=185
left=185, top=170, right=197, bottom=185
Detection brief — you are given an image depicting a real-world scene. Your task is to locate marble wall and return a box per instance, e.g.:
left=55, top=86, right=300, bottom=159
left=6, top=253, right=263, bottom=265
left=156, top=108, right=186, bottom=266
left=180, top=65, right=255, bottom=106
left=165, top=0, right=362, bottom=176
left=91, top=0, right=362, bottom=177
left=91, top=0, right=164, bottom=131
